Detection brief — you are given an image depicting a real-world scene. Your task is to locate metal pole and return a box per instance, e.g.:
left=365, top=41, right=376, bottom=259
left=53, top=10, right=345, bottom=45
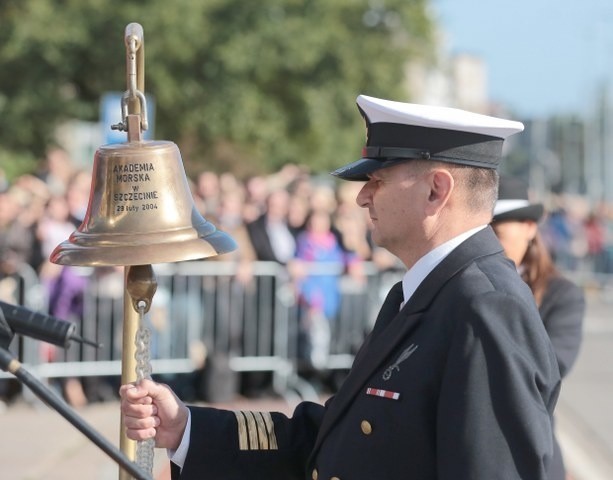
left=119, top=268, right=139, bottom=480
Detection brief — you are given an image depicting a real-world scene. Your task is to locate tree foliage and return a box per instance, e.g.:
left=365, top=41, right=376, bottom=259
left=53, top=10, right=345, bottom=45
left=0, top=0, right=435, bottom=178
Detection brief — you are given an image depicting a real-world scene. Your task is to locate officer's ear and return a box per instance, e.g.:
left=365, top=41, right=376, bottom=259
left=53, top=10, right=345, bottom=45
left=424, top=168, right=453, bottom=215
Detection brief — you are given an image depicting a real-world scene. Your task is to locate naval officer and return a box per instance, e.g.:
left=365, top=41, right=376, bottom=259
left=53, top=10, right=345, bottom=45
left=121, top=94, right=561, bottom=480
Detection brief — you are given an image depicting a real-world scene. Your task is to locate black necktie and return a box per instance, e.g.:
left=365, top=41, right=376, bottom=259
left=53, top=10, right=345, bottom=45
left=370, top=281, right=404, bottom=338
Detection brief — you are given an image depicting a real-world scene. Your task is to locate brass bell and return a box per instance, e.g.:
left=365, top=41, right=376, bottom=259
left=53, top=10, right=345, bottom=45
left=50, top=139, right=237, bottom=266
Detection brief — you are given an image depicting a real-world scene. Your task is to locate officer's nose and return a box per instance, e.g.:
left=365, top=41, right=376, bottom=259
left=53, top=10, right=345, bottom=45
left=356, top=181, right=373, bottom=209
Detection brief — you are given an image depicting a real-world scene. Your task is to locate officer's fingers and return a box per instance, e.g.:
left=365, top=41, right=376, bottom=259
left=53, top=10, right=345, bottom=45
left=121, top=401, right=158, bottom=419
left=124, top=413, right=161, bottom=442
left=119, top=381, right=159, bottom=405
left=118, top=383, right=135, bottom=398
left=125, top=424, right=157, bottom=442
left=124, top=413, right=160, bottom=431
left=119, top=383, right=150, bottom=401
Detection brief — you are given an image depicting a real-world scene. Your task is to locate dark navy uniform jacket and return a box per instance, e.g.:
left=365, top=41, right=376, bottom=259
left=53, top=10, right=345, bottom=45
left=172, top=227, right=561, bottom=480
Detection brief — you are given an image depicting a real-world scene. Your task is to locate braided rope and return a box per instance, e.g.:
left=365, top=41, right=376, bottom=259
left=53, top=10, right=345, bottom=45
left=134, top=302, right=154, bottom=476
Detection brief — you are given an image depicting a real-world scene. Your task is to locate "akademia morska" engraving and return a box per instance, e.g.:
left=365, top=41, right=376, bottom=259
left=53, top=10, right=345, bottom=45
left=114, top=163, right=155, bottom=182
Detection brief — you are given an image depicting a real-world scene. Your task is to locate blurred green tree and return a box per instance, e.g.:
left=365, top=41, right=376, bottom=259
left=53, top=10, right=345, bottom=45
left=0, top=0, right=435, bottom=178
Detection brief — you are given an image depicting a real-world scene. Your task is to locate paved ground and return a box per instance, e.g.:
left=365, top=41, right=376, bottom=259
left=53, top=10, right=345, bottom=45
left=0, top=288, right=611, bottom=480
left=554, top=287, right=613, bottom=480
left=0, top=395, right=293, bottom=480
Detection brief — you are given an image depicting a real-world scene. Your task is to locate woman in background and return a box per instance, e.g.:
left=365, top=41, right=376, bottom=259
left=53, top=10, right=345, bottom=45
left=492, top=175, right=585, bottom=480
left=289, top=208, right=363, bottom=371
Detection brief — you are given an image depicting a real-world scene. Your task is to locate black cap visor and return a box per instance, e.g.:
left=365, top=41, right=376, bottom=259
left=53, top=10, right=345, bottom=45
left=331, top=146, right=431, bottom=181
left=331, top=157, right=415, bottom=181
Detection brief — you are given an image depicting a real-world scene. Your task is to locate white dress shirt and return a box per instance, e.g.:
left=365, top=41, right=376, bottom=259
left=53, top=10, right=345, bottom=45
left=401, top=225, right=487, bottom=307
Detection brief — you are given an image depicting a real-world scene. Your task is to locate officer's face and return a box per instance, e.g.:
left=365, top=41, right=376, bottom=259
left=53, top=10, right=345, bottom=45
left=356, top=162, right=428, bottom=257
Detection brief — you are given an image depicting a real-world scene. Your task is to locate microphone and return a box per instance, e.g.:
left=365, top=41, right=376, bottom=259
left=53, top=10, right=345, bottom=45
left=0, top=300, right=101, bottom=349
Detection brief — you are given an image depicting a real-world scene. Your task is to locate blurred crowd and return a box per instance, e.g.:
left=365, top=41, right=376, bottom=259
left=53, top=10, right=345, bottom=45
left=540, top=194, right=613, bottom=276
left=1, top=148, right=612, bottom=294
left=1, top=147, right=613, bottom=406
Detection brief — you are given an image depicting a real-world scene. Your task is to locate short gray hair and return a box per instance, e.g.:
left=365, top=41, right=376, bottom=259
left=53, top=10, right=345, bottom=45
left=409, top=160, right=499, bottom=213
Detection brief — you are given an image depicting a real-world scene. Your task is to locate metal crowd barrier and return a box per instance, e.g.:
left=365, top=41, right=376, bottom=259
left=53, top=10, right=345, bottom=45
left=0, top=262, right=46, bottom=379
left=3, top=261, right=610, bottom=400
left=1, top=261, right=403, bottom=399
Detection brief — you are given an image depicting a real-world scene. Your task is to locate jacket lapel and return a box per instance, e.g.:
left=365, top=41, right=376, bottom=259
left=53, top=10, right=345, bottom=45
left=310, top=227, right=504, bottom=457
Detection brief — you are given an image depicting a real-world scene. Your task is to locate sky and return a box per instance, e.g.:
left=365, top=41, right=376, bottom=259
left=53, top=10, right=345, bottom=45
left=432, top=0, right=613, bottom=118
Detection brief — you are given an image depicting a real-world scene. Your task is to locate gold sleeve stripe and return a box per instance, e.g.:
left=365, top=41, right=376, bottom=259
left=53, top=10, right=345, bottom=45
left=233, top=410, right=278, bottom=451
left=261, top=411, right=278, bottom=450
left=243, top=410, right=260, bottom=450
left=252, top=412, right=269, bottom=450
left=233, top=411, right=249, bottom=451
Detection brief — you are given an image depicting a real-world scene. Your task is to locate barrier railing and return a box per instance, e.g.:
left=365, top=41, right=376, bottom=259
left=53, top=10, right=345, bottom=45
left=1, top=261, right=403, bottom=400
left=3, top=261, right=610, bottom=400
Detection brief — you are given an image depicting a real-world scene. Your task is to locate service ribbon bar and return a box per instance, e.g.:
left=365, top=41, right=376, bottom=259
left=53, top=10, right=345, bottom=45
left=366, top=387, right=400, bottom=400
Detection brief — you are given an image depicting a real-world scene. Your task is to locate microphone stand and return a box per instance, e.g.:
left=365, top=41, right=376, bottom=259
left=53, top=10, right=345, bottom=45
left=0, top=347, right=152, bottom=480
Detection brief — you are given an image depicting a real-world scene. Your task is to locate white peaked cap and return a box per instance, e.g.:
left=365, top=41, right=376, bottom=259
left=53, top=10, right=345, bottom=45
left=357, top=95, right=524, bottom=139
left=332, top=95, right=525, bottom=181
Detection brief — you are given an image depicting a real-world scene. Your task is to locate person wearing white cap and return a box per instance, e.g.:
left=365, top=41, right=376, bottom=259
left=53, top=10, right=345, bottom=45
left=120, top=95, right=561, bottom=480
left=492, top=175, right=585, bottom=480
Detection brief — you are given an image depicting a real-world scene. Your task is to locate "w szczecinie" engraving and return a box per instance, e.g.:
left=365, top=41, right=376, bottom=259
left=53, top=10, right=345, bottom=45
left=113, top=191, right=159, bottom=201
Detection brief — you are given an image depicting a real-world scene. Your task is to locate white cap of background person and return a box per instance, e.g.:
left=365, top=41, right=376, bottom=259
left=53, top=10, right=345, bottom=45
left=492, top=175, right=544, bottom=223
left=332, top=95, right=525, bottom=181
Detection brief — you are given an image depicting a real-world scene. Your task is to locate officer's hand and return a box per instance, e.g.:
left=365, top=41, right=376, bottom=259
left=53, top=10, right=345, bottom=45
left=119, top=378, right=189, bottom=450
